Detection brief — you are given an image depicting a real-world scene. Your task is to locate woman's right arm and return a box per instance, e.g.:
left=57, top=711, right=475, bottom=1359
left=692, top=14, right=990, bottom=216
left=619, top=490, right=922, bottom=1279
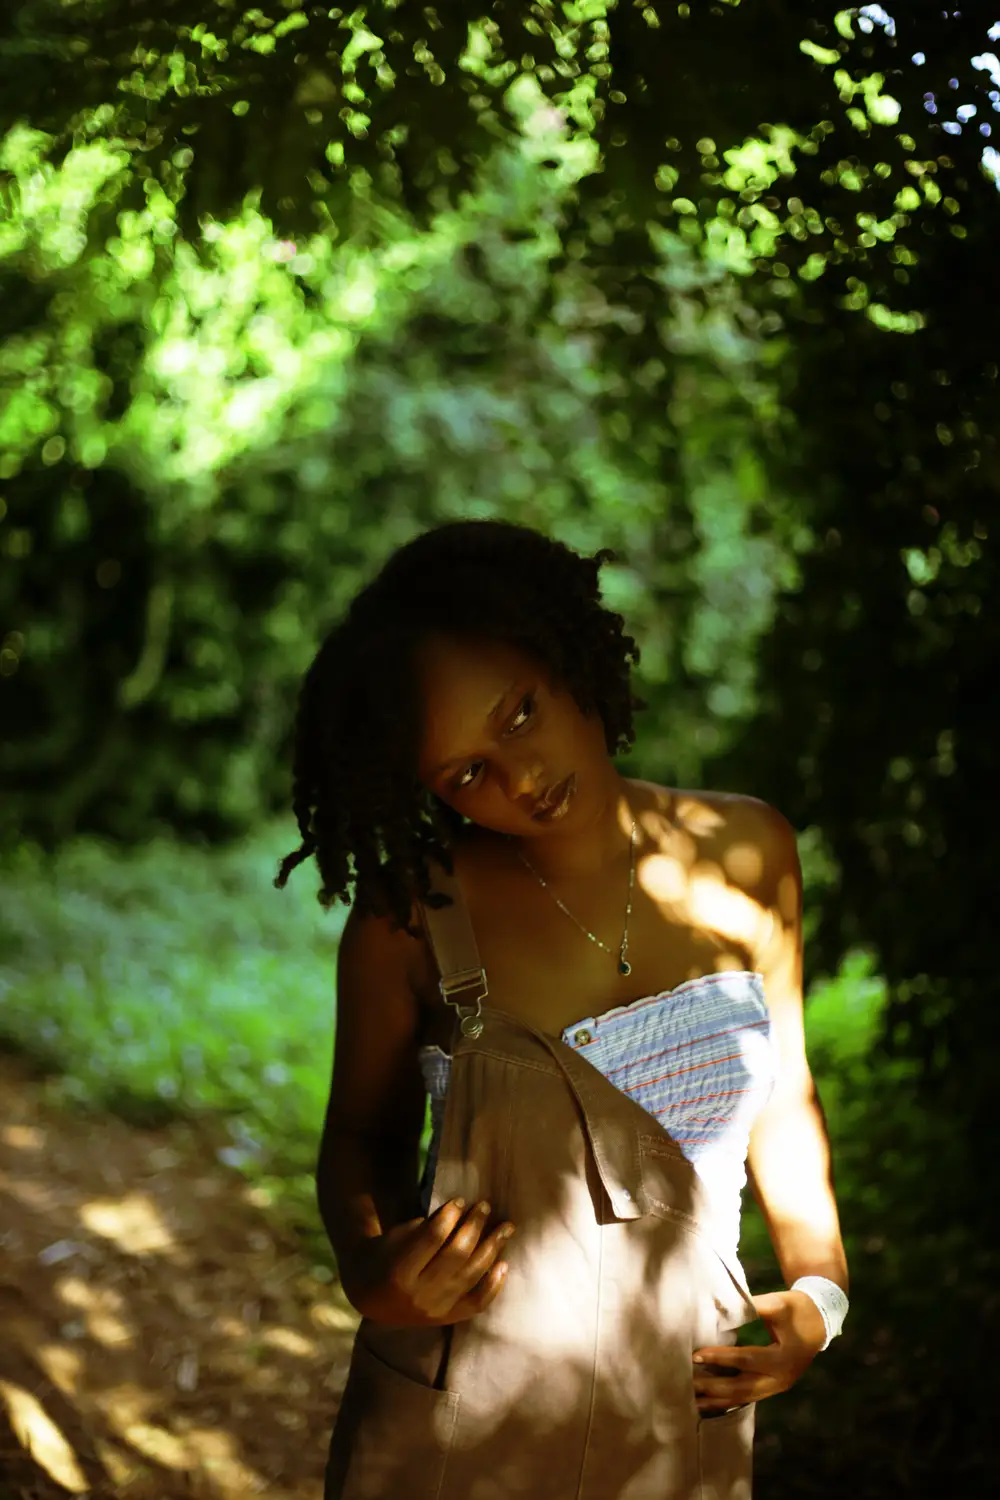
left=317, top=897, right=515, bottom=1325
left=315, top=898, right=428, bottom=1305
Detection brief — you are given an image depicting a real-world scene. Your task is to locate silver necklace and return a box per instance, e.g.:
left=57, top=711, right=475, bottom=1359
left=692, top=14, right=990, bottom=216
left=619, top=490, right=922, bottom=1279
left=515, top=815, right=637, bottom=976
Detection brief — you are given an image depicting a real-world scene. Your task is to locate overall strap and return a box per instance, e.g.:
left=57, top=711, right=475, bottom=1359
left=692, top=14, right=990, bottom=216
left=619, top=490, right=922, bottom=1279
left=417, top=851, right=645, bottom=1222
left=417, top=854, right=489, bottom=1042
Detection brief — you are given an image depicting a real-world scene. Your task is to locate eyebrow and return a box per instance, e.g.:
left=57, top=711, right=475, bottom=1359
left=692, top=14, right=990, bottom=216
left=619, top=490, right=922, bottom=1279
left=430, top=681, right=518, bottom=778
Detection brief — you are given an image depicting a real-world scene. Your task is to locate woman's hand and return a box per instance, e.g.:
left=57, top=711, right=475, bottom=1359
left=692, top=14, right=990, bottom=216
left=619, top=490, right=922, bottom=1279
left=692, top=1289, right=827, bottom=1414
left=350, top=1197, right=516, bottom=1327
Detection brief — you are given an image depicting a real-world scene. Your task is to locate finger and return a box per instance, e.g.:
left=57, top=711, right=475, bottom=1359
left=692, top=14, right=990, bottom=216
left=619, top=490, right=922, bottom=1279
left=395, top=1199, right=469, bottom=1279
left=695, top=1369, right=781, bottom=1409
left=411, top=1201, right=491, bottom=1303
left=695, top=1379, right=760, bottom=1412
left=450, top=1218, right=515, bottom=1312
left=457, top=1219, right=515, bottom=1287
left=693, top=1347, right=761, bottom=1367
left=434, top=1199, right=495, bottom=1269
left=458, top=1255, right=509, bottom=1315
left=728, top=1345, right=784, bottom=1373
left=694, top=1375, right=755, bottom=1402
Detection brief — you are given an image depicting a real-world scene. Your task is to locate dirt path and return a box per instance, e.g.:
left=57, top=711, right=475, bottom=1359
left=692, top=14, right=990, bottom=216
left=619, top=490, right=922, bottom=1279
left=0, top=1051, right=359, bottom=1498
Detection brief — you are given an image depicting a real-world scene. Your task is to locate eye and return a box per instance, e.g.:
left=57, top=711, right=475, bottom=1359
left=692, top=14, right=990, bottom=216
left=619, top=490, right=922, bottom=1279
left=452, top=693, right=535, bottom=793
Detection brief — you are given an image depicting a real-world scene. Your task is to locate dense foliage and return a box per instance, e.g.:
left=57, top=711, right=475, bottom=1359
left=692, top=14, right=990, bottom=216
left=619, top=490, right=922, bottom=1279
left=3, top=0, right=997, bottom=1141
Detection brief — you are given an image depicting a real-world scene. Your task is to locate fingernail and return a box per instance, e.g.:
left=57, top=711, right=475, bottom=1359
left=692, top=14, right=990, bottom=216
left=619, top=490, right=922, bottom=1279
left=453, top=1198, right=466, bottom=1211
left=498, top=1225, right=515, bottom=1239
left=692, top=1355, right=705, bottom=1364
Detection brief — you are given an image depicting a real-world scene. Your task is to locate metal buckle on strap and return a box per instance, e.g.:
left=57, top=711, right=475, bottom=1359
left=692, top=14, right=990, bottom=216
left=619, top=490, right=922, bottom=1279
left=439, top=967, right=488, bottom=1039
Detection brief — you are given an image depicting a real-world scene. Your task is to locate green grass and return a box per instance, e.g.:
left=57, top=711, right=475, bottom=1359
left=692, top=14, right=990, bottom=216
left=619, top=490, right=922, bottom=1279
left=0, top=821, right=404, bottom=1263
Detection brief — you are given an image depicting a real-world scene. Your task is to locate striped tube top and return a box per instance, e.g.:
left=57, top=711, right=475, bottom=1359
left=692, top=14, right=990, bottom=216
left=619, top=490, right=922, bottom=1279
left=417, top=969, right=778, bottom=1262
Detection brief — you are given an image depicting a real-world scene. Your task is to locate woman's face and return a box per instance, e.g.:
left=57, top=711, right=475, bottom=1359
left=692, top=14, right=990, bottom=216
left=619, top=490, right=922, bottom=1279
left=414, top=632, right=612, bottom=838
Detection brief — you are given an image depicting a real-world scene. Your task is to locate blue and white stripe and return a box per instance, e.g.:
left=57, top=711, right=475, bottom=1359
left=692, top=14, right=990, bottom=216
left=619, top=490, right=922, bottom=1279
left=418, top=969, right=777, bottom=1259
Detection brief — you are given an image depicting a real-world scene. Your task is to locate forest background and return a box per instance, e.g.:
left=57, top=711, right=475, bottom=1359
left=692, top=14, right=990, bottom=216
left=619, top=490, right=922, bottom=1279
left=1, top=1, right=997, bottom=1495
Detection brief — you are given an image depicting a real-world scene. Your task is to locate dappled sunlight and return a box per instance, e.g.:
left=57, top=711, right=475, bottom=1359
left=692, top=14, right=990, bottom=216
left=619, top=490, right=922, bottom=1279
left=184, top=1423, right=274, bottom=1488
left=80, top=1191, right=182, bottom=1258
left=54, top=1273, right=134, bottom=1349
left=687, top=864, right=771, bottom=951
left=673, top=799, right=727, bottom=840
left=262, top=1326, right=318, bottom=1358
left=32, top=1339, right=85, bottom=1396
left=3, top=1122, right=45, bottom=1150
left=211, top=1311, right=251, bottom=1339
left=639, top=839, right=772, bottom=959
left=643, top=852, right=690, bottom=904
left=637, top=793, right=774, bottom=954
left=1, top=1175, right=67, bottom=1213
left=722, top=841, right=765, bottom=889
left=309, top=1301, right=361, bottom=1335
left=111, top=1413, right=190, bottom=1470
left=0, top=1377, right=91, bottom=1494
left=0, top=1055, right=355, bottom=1498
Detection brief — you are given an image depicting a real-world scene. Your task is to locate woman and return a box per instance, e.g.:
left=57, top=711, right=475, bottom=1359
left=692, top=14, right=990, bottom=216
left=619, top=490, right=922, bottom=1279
left=275, top=519, right=849, bottom=1499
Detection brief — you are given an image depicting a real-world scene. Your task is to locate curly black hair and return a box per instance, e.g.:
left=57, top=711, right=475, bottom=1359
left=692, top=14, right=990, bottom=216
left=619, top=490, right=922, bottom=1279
left=273, top=519, right=647, bottom=936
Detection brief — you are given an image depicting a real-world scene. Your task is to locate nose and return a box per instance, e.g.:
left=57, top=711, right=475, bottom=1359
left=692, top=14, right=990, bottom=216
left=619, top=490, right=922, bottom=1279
left=507, top=763, right=549, bottom=811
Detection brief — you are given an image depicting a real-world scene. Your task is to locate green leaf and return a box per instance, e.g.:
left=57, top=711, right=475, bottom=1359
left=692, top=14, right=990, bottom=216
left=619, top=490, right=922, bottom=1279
left=800, top=39, right=840, bottom=66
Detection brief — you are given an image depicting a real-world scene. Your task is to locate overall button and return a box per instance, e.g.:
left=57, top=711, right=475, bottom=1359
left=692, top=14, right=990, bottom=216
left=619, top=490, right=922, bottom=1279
left=573, top=1028, right=593, bottom=1046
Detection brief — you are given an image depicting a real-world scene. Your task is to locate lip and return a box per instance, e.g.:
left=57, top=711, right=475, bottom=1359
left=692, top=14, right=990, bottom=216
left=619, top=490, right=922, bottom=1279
left=531, top=773, right=574, bottom=820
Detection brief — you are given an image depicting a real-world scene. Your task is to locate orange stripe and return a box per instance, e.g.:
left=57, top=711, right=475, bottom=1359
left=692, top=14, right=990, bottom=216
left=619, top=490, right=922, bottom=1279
left=642, top=1050, right=746, bottom=1089
left=670, top=1086, right=753, bottom=1109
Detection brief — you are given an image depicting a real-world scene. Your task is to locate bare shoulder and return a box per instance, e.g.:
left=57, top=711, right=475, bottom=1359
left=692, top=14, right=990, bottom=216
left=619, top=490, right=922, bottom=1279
left=339, top=885, right=430, bottom=1002
left=637, top=779, right=798, bottom=892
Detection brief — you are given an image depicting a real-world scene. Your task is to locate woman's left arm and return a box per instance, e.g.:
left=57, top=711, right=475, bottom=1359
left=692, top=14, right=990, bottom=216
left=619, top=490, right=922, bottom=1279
left=692, top=799, right=849, bottom=1412
left=742, top=799, right=849, bottom=1301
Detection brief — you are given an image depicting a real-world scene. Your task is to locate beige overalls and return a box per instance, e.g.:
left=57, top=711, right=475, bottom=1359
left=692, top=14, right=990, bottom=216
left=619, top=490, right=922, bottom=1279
left=324, top=856, right=758, bottom=1499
